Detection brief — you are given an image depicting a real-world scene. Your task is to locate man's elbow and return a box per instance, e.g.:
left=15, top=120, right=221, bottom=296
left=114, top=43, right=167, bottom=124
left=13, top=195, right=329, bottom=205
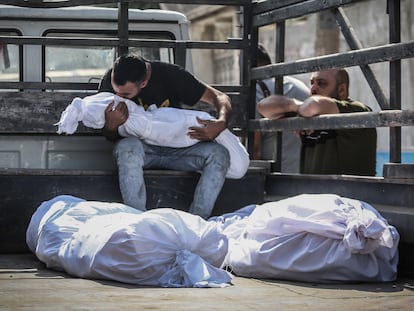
left=221, top=93, right=232, bottom=110
left=257, top=102, right=268, bottom=118
left=257, top=100, right=279, bottom=119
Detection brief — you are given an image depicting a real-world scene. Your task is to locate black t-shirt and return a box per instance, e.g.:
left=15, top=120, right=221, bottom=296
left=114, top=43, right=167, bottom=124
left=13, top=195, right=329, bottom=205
left=98, top=61, right=206, bottom=109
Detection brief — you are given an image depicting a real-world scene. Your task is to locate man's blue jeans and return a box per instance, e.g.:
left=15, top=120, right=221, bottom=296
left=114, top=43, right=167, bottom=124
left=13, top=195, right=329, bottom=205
left=113, top=137, right=230, bottom=219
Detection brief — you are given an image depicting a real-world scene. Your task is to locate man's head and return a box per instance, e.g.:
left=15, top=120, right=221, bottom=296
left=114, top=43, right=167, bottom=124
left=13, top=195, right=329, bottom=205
left=309, top=68, right=349, bottom=100
left=256, top=44, right=272, bottom=67
left=111, top=54, right=148, bottom=99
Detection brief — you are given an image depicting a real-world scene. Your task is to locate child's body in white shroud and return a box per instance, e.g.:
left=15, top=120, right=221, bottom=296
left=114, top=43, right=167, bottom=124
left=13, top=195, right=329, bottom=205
left=56, top=92, right=249, bottom=179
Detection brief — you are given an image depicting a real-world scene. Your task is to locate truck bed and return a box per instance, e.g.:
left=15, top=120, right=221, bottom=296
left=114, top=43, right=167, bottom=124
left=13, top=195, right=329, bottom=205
left=1, top=254, right=414, bottom=310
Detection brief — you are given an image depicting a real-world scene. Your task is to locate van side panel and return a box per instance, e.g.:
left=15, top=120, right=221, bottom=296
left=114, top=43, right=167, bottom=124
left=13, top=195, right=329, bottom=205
left=0, top=6, right=191, bottom=170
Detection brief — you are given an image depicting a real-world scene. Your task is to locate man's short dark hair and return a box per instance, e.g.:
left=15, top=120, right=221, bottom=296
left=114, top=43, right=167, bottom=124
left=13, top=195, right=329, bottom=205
left=112, top=54, right=147, bottom=86
left=256, top=44, right=272, bottom=66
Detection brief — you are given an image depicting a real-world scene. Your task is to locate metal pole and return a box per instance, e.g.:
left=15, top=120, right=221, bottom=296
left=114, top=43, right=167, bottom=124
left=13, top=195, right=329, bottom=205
left=388, top=0, right=402, bottom=164
left=274, top=20, right=285, bottom=172
left=118, top=1, right=129, bottom=57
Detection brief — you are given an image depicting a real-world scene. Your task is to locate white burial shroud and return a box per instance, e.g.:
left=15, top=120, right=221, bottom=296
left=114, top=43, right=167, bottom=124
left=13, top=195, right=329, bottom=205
left=210, top=193, right=400, bottom=283
left=26, top=195, right=233, bottom=288
left=55, top=92, right=249, bottom=179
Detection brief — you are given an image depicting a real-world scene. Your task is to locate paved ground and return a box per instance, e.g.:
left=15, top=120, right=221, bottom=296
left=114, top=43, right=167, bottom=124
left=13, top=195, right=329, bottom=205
left=1, top=254, right=414, bottom=310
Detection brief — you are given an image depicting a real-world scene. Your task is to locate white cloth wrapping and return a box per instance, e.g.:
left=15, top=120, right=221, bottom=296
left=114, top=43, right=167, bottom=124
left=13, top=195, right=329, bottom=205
left=26, top=195, right=232, bottom=288
left=27, top=193, right=398, bottom=285
left=211, top=194, right=399, bottom=283
left=55, top=92, right=249, bottom=179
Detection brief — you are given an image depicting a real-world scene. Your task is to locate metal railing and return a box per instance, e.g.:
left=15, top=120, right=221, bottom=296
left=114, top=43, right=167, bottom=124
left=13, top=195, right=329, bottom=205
left=248, top=0, right=412, bottom=167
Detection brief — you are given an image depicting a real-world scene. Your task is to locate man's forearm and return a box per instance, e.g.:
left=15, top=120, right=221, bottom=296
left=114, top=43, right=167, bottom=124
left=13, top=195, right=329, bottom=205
left=216, top=94, right=232, bottom=128
left=298, top=95, right=339, bottom=117
left=257, top=95, right=299, bottom=119
left=102, top=127, right=121, bottom=142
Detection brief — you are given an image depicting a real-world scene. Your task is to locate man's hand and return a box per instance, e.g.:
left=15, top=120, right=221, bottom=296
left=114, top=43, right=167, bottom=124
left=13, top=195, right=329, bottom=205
left=188, top=117, right=226, bottom=141
left=197, top=85, right=232, bottom=138
left=104, top=101, right=129, bottom=131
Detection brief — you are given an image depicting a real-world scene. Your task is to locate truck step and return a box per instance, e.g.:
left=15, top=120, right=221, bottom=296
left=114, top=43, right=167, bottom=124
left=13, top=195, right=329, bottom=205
left=0, top=167, right=266, bottom=253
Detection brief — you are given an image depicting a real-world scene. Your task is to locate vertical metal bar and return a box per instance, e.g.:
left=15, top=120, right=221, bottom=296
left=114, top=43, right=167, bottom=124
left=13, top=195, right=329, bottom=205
left=240, top=4, right=251, bottom=88
left=275, top=21, right=285, bottom=94
left=246, top=3, right=257, bottom=158
left=175, top=41, right=187, bottom=68
left=118, top=1, right=129, bottom=57
left=274, top=21, right=286, bottom=172
left=333, top=7, right=389, bottom=109
left=388, top=0, right=402, bottom=164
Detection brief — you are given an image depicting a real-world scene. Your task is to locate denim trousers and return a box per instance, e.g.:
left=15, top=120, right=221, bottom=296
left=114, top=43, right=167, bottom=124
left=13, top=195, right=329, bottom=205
left=113, top=137, right=230, bottom=219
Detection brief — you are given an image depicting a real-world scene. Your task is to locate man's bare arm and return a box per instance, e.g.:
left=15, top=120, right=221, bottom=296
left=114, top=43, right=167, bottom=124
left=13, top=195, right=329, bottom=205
left=298, top=95, right=339, bottom=117
left=257, top=94, right=300, bottom=119
left=188, top=85, right=232, bottom=141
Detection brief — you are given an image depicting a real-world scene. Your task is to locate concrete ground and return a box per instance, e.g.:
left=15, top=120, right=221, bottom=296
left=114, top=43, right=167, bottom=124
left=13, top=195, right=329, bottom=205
left=1, top=254, right=414, bottom=311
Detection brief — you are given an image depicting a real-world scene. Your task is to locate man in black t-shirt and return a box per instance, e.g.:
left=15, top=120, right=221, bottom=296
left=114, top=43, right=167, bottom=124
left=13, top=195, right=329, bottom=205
left=98, top=54, right=232, bottom=219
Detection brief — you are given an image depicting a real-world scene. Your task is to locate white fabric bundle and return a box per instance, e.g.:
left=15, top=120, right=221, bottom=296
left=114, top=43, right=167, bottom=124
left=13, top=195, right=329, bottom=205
left=213, top=194, right=399, bottom=283
left=26, top=195, right=232, bottom=287
left=55, top=92, right=249, bottom=179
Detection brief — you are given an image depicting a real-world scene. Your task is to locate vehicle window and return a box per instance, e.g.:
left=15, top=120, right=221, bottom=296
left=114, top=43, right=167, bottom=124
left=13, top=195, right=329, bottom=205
left=0, top=31, right=20, bottom=82
left=44, top=31, right=175, bottom=83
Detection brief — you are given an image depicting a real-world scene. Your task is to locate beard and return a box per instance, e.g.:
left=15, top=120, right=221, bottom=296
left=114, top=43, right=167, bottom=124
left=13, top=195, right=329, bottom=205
left=328, top=86, right=340, bottom=99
